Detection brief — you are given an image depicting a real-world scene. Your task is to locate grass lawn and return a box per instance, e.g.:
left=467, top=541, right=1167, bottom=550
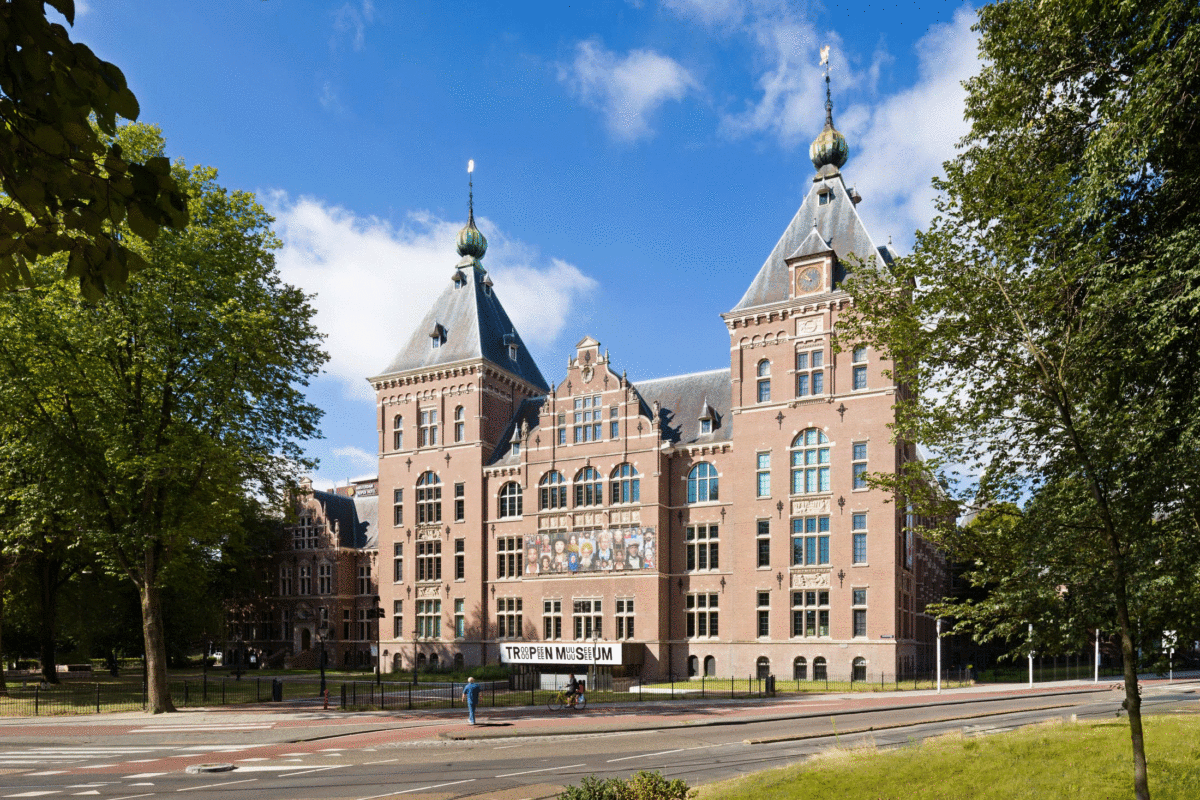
left=696, top=713, right=1200, bottom=800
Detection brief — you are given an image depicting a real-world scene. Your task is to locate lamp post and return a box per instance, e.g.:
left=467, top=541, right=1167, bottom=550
left=1028, top=623, right=1034, bottom=688
left=591, top=629, right=600, bottom=694
left=318, top=621, right=329, bottom=696
left=412, top=625, right=419, bottom=685
left=372, top=595, right=384, bottom=686
left=936, top=617, right=942, bottom=694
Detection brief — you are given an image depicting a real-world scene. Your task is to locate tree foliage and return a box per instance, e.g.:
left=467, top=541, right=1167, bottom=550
left=840, top=2, right=1199, bottom=798
left=0, top=0, right=189, bottom=298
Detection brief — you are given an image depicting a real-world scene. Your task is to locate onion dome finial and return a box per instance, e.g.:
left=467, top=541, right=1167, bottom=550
left=809, top=46, right=849, bottom=172
left=456, top=159, right=488, bottom=260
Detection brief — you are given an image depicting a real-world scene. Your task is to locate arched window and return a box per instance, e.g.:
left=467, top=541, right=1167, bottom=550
left=393, top=415, right=403, bottom=450
left=610, top=463, right=640, bottom=504
left=416, top=472, right=442, bottom=524
left=454, top=406, right=465, bottom=442
left=756, top=656, right=771, bottom=679
left=813, top=656, right=827, bottom=681
left=704, top=655, right=716, bottom=677
left=498, top=481, right=523, bottom=518
left=539, top=471, right=567, bottom=510
left=852, top=657, right=867, bottom=682
left=687, top=462, right=719, bottom=503
left=574, top=467, right=602, bottom=507
left=454, top=652, right=465, bottom=670
left=757, top=359, right=771, bottom=403
left=791, top=429, right=830, bottom=494
left=688, top=655, right=699, bottom=677
left=793, top=656, right=807, bottom=680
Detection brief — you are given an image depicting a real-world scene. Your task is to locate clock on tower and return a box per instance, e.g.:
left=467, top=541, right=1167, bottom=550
left=796, top=265, right=823, bottom=294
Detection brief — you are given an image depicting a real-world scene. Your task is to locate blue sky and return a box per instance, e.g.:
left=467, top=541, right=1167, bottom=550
left=70, top=0, right=981, bottom=489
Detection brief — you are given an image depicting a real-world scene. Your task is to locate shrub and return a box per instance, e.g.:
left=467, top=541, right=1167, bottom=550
left=559, top=771, right=693, bottom=800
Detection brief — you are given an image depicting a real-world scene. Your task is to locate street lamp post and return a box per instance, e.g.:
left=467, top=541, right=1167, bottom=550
left=318, top=622, right=329, bottom=696
left=412, top=625, right=419, bottom=686
left=1028, top=623, right=1034, bottom=688
left=936, top=618, right=942, bottom=694
left=591, top=630, right=600, bottom=694
left=372, top=595, right=384, bottom=686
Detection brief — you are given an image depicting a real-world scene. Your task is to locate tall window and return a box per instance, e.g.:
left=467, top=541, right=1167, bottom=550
left=418, top=408, right=439, bottom=447
left=813, top=656, right=828, bottom=680
left=393, top=414, right=403, bottom=450
left=497, top=536, right=523, bottom=579
left=792, top=590, right=829, bottom=637
left=852, top=588, right=868, bottom=637
left=687, top=462, right=719, bottom=503
left=686, top=593, right=718, bottom=638
left=791, top=516, right=830, bottom=565
left=756, top=519, right=771, bottom=568
left=357, top=608, right=370, bottom=641
left=393, top=542, right=404, bottom=582
left=454, top=482, right=465, bottom=521
left=616, top=598, right=635, bottom=640
left=610, top=406, right=619, bottom=439
left=852, top=346, right=868, bottom=390
left=540, top=471, right=567, bottom=509
left=279, top=565, right=293, bottom=596
left=294, top=515, right=320, bottom=549
left=318, top=562, right=332, bottom=594
left=392, top=488, right=403, bottom=526
left=498, top=481, right=523, bottom=518
left=298, top=564, right=311, bottom=595
left=572, top=395, right=602, bottom=442
left=454, top=539, right=465, bottom=579
left=756, top=452, right=771, bottom=497
left=796, top=349, right=825, bottom=396
left=756, top=359, right=771, bottom=402
left=852, top=513, right=868, bottom=564
left=416, top=599, right=441, bottom=638
left=852, top=442, right=868, bottom=489
left=557, top=412, right=566, bottom=445
left=791, top=429, right=830, bottom=494
left=416, top=539, right=442, bottom=581
left=416, top=472, right=442, bottom=524
left=610, top=463, right=640, bottom=504
left=574, top=466, right=602, bottom=507
left=685, top=524, right=719, bottom=571
left=543, top=599, right=563, bottom=640
left=757, top=591, right=771, bottom=638
left=454, top=599, right=464, bottom=638
left=572, top=598, right=602, bottom=639
left=497, top=597, right=523, bottom=638
left=393, top=600, right=404, bottom=638
left=454, top=406, right=465, bottom=442
left=358, top=563, right=371, bottom=595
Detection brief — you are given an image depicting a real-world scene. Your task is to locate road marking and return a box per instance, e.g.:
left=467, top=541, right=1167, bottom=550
left=5, top=792, right=60, bottom=797
left=131, top=726, right=272, bottom=733
left=364, top=758, right=399, bottom=765
left=25, top=772, right=67, bottom=776
left=237, top=757, right=269, bottom=762
left=110, top=794, right=154, bottom=800
left=280, top=765, right=347, bottom=778
left=497, top=763, right=585, bottom=777
left=234, top=765, right=344, bottom=772
left=608, top=749, right=685, bottom=763
left=78, top=764, right=117, bottom=769
left=73, top=793, right=101, bottom=796
left=126, top=773, right=166, bottom=779
left=493, top=744, right=523, bottom=750
left=176, top=778, right=257, bottom=792
left=357, top=779, right=476, bottom=800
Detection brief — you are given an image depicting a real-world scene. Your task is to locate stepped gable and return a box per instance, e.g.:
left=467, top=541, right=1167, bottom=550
left=632, top=368, right=732, bottom=445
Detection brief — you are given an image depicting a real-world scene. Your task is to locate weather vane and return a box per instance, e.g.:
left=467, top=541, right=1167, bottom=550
left=467, top=159, right=475, bottom=224
left=820, top=45, right=833, bottom=125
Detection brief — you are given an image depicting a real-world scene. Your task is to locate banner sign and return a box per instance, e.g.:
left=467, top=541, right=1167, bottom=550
left=499, top=642, right=623, bottom=665
left=524, top=527, right=656, bottom=574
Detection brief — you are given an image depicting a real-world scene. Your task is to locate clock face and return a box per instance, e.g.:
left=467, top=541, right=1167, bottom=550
left=797, top=266, right=822, bottom=293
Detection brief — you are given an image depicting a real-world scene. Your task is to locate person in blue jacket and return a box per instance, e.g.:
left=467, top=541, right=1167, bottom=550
left=462, top=676, right=481, bottom=724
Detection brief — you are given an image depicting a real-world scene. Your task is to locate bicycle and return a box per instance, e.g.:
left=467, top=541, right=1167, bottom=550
left=547, top=689, right=587, bottom=711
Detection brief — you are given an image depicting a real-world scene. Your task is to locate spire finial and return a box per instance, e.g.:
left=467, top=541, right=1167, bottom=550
left=821, top=45, right=833, bottom=126
left=467, top=159, right=475, bottom=226
left=809, top=45, right=848, bottom=172
left=456, top=159, right=488, bottom=261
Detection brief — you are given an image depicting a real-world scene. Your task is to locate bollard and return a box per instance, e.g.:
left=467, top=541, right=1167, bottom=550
left=323, top=688, right=329, bottom=710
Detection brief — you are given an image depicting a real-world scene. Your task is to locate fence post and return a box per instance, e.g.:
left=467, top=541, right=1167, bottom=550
left=34, top=684, right=39, bottom=716
left=408, top=684, right=413, bottom=710
left=491, top=681, right=495, bottom=707
left=96, top=683, right=101, bottom=714
left=221, top=679, right=225, bottom=705
left=203, top=673, right=208, bottom=702
left=184, top=681, right=189, bottom=706
left=341, top=683, right=347, bottom=709
left=143, top=680, right=148, bottom=710
left=256, top=677, right=261, bottom=703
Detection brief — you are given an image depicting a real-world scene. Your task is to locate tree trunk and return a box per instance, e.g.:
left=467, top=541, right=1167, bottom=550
left=38, top=555, right=60, bottom=684
left=1114, top=565, right=1149, bottom=800
left=0, top=573, right=7, bottom=697
left=139, top=579, right=175, bottom=713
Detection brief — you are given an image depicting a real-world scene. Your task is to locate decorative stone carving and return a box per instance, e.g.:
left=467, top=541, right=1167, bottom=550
left=796, top=316, right=822, bottom=335
left=791, top=570, right=831, bottom=588
left=417, top=585, right=441, bottom=598
left=791, top=497, right=831, bottom=516
left=417, top=527, right=440, bottom=541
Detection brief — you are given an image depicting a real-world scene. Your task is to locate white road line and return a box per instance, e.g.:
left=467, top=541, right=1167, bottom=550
left=176, top=778, right=257, bottom=792
left=364, top=758, right=399, bottom=765
left=279, top=765, right=347, bottom=778
left=4, top=792, right=60, bottom=797
left=493, top=744, right=523, bottom=750
left=77, top=764, right=118, bottom=769
left=110, top=794, right=154, bottom=800
left=608, top=748, right=685, bottom=763
left=125, top=773, right=166, bottom=779
left=25, top=772, right=67, bottom=776
left=357, top=779, right=476, bottom=800
left=233, top=765, right=342, bottom=772
left=497, top=763, right=585, bottom=778
left=237, top=757, right=269, bottom=762
left=125, top=759, right=160, bottom=763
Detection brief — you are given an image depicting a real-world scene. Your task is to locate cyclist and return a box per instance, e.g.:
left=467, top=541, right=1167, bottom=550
left=565, top=673, right=582, bottom=706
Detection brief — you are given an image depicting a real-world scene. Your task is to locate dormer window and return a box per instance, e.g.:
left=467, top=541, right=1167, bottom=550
left=452, top=269, right=467, bottom=289
left=430, top=323, right=446, bottom=349
left=503, top=332, right=518, bottom=362
left=818, top=189, right=833, bottom=206
left=700, top=419, right=712, bottom=434
left=511, top=441, right=520, bottom=457
left=698, top=399, right=718, bottom=433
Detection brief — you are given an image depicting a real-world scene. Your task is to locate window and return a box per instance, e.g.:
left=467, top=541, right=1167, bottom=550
left=687, top=462, right=719, bottom=503
left=852, top=513, right=867, bottom=564
left=279, top=565, right=293, bottom=596
left=358, top=563, right=371, bottom=595
left=791, top=516, right=830, bottom=565
left=573, top=598, right=602, bottom=639
left=685, top=524, right=719, bottom=571
left=511, top=441, right=520, bottom=457
left=454, top=539, right=465, bottom=580
left=357, top=608, right=370, bottom=641
left=343, top=609, right=351, bottom=640
left=610, top=463, right=640, bottom=504
left=616, top=598, right=635, bottom=640
left=454, top=599, right=465, bottom=638
left=416, top=539, right=442, bottom=581
left=543, top=599, right=562, bottom=640
left=497, top=536, right=523, bottom=579
left=454, top=482, right=465, bottom=522
left=757, top=591, right=771, bottom=638
left=756, top=656, right=771, bottom=679
left=393, top=414, right=403, bottom=450
left=572, top=395, right=603, bottom=442
left=756, top=359, right=771, bottom=402
left=540, top=471, right=567, bottom=510
left=852, top=588, right=868, bottom=637
left=756, top=452, right=771, bottom=497
left=852, top=346, right=868, bottom=391
left=318, top=562, right=332, bottom=594
left=791, top=429, right=830, bottom=494
left=610, top=406, right=619, bottom=439
left=792, top=590, right=830, bottom=637
left=454, top=406, right=465, bottom=442
left=393, top=542, right=404, bottom=582
left=416, top=472, right=442, bottom=524
left=393, top=488, right=404, bottom=526
left=852, top=442, right=868, bottom=490
left=796, top=349, right=825, bottom=396
left=416, top=599, right=441, bottom=638
left=793, top=656, right=807, bottom=680
left=685, top=593, right=719, bottom=638
left=557, top=413, right=566, bottom=446
left=813, top=656, right=828, bottom=681
left=574, top=467, right=602, bottom=507
left=497, top=597, right=523, bottom=639
left=298, top=564, right=312, bottom=595
left=819, top=190, right=832, bottom=205
left=700, top=418, right=712, bottom=434
left=293, top=515, right=320, bottom=550
left=418, top=408, right=439, bottom=447
left=393, top=600, right=404, bottom=638
left=756, top=519, right=771, bottom=568
left=498, top=482, right=523, bottom=518
left=852, top=657, right=867, bottom=681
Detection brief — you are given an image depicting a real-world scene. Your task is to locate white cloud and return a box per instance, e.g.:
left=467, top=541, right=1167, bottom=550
left=332, top=445, right=376, bottom=468
left=662, top=0, right=745, bottom=27
left=559, top=39, right=698, bottom=142
left=333, top=1, right=374, bottom=52
left=268, top=194, right=598, bottom=401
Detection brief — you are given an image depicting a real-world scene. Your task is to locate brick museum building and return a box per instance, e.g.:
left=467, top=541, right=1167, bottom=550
left=253, top=93, right=949, bottom=683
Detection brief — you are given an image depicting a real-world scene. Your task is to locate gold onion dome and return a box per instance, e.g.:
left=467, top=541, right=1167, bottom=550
left=809, top=60, right=848, bottom=171
left=456, top=215, right=487, bottom=259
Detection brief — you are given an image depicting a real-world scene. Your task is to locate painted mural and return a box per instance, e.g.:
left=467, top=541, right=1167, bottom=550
left=524, top=527, right=656, bottom=575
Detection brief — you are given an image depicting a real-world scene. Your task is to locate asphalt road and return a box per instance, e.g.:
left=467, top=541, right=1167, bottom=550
left=0, top=681, right=1194, bottom=800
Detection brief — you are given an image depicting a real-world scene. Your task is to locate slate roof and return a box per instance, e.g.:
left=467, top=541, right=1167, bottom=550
left=731, top=171, right=893, bottom=313
left=310, top=489, right=373, bottom=549
left=633, top=368, right=732, bottom=446
left=372, top=264, right=549, bottom=390
left=353, top=495, right=378, bottom=550
left=487, top=396, right=546, bottom=466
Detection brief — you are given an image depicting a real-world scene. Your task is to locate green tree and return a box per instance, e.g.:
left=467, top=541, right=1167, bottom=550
left=0, top=0, right=189, bottom=298
left=0, top=124, right=326, bottom=712
left=840, top=2, right=1200, bottom=798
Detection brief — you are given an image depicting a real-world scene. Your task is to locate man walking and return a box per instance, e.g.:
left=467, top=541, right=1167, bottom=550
left=462, top=676, right=481, bottom=725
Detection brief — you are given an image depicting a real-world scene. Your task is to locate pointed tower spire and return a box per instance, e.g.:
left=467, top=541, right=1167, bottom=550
left=456, top=159, right=488, bottom=266
left=809, top=45, right=849, bottom=174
